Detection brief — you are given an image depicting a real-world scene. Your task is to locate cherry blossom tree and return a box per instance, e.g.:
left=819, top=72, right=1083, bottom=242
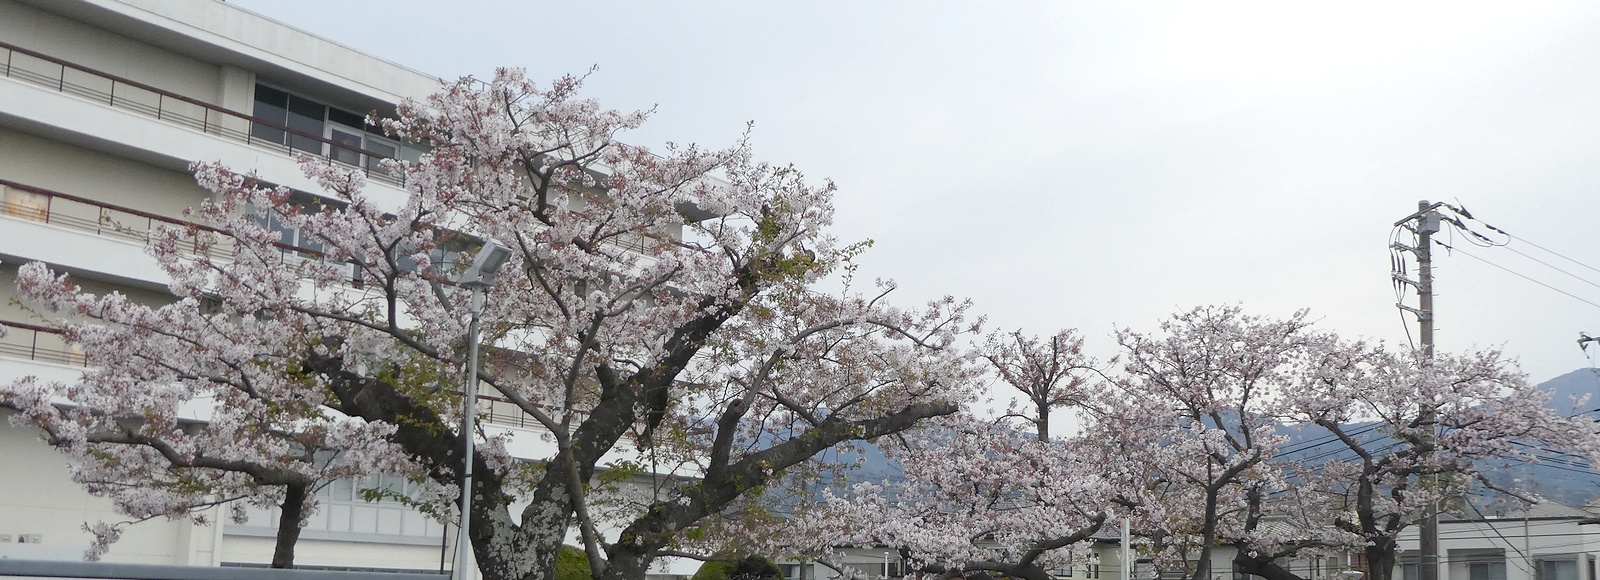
left=1089, top=306, right=1310, bottom=580
left=765, top=413, right=1114, bottom=580
left=1, top=269, right=424, bottom=567
left=1278, top=343, right=1600, bottom=580
left=751, top=329, right=1112, bottom=580
left=984, top=328, right=1098, bottom=442
left=4, top=68, right=978, bottom=580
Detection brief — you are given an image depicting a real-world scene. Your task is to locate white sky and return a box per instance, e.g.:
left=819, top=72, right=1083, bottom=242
left=230, top=0, right=1600, bottom=386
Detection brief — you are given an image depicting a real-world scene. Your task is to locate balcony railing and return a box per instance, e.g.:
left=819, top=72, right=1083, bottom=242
left=0, top=40, right=403, bottom=186
left=0, top=320, right=569, bottom=430
left=0, top=178, right=239, bottom=260
left=0, top=320, right=86, bottom=366
left=479, top=393, right=590, bottom=431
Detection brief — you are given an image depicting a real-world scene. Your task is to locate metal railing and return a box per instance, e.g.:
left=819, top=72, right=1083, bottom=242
left=0, top=178, right=239, bottom=260
left=0, top=320, right=85, bottom=366
left=0, top=319, right=569, bottom=429
left=0, top=40, right=403, bottom=186
left=478, top=393, right=589, bottom=431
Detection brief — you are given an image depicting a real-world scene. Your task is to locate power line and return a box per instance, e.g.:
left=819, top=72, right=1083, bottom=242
left=1500, top=244, right=1600, bottom=293
left=1440, top=242, right=1600, bottom=311
left=1463, top=501, right=1530, bottom=573
left=1510, top=234, right=1600, bottom=279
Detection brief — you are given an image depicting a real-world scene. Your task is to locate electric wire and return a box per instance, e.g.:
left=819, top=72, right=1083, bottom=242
left=1463, top=501, right=1531, bottom=573
left=1500, top=244, right=1600, bottom=293
left=1439, top=243, right=1600, bottom=311
left=1507, top=234, right=1600, bottom=278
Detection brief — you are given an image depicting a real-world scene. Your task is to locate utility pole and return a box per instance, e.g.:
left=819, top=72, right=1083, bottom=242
left=1393, top=200, right=1442, bottom=580
left=1122, top=517, right=1131, bottom=580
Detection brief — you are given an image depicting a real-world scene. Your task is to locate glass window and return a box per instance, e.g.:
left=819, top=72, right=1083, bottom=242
left=1544, top=560, right=1579, bottom=580
left=249, top=197, right=334, bottom=256
left=251, top=84, right=417, bottom=172
left=286, top=95, right=327, bottom=154
left=251, top=85, right=289, bottom=144
left=330, top=128, right=364, bottom=166
left=318, top=477, right=354, bottom=502
left=1470, top=562, right=1506, bottom=580
left=1402, top=563, right=1418, bottom=580
left=327, top=107, right=364, bottom=128
left=400, top=143, right=426, bottom=163
left=366, top=139, right=398, bottom=176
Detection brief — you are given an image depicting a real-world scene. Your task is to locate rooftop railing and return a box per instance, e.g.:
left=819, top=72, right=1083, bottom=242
left=0, top=40, right=403, bottom=186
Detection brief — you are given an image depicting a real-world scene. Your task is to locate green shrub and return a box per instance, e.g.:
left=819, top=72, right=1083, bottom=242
left=693, top=560, right=735, bottom=580
left=556, top=545, right=592, bottom=580
left=730, top=556, right=783, bottom=580
left=694, top=556, right=783, bottom=580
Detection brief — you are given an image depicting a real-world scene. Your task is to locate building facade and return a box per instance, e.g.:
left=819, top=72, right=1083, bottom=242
left=0, top=2, right=693, bottom=578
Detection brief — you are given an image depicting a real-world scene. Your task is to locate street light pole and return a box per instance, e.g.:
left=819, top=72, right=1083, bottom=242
left=453, top=240, right=513, bottom=580
left=455, top=286, right=484, bottom=580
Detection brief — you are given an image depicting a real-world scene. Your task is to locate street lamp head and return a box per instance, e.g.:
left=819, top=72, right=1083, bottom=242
left=459, top=238, right=513, bottom=289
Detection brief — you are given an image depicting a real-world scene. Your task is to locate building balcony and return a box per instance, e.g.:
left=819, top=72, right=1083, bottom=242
left=0, top=319, right=84, bottom=367
left=0, top=39, right=405, bottom=187
left=0, top=39, right=412, bottom=213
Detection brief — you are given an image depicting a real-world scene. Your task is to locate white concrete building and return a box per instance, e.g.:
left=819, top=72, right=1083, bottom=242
left=1392, top=503, right=1600, bottom=580
left=0, top=1, right=692, bottom=578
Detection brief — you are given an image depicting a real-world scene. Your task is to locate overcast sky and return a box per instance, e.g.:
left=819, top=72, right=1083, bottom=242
left=230, top=0, right=1600, bottom=387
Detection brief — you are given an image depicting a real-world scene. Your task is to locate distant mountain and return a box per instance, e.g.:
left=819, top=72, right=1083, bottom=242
left=1274, top=367, right=1600, bottom=507
left=1499, top=367, right=1600, bottom=506
left=1537, top=367, right=1600, bottom=418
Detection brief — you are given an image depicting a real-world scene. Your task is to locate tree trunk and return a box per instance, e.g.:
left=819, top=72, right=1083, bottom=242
left=1191, top=486, right=1220, bottom=580
left=1363, top=537, right=1398, bottom=580
left=271, top=482, right=309, bottom=568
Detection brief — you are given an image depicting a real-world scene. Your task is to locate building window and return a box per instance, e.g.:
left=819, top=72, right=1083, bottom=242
left=251, top=85, right=327, bottom=154
left=779, top=564, right=811, bottom=580
left=393, top=230, right=475, bottom=274
left=233, top=474, right=442, bottom=540
left=250, top=84, right=422, bottom=176
left=249, top=195, right=338, bottom=256
left=1543, top=560, right=1580, bottom=580
left=1402, top=562, right=1418, bottom=580
left=1087, top=554, right=1101, bottom=579
left=1055, top=552, right=1073, bottom=578
left=1469, top=562, right=1506, bottom=580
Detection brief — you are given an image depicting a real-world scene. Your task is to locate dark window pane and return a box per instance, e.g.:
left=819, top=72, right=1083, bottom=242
left=251, top=85, right=289, bottom=145
left=400, top=144, right=425, bottom=163
left=286, top=95, right=326, bottom=154
left=328, top=107, right=364, bottom=128
left=366, top=139, right=397, bottom=175
left=267, top=213, right=296, bottom=247
left=330, top=128, right=363, bottom=166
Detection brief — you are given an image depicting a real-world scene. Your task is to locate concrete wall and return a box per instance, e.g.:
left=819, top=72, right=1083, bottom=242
left=97, top=0, right=443, bottom=103
left=0, top=0, right=223, bottom=103
left=0, top=126, right=212, bottom=221
left=0, top=410, right=191, bottom=564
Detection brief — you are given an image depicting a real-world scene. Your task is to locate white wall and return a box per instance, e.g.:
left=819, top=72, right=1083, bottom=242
left=0, top=0, right=223, bottom=103
left=0, top=409, right=192, bottom=564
